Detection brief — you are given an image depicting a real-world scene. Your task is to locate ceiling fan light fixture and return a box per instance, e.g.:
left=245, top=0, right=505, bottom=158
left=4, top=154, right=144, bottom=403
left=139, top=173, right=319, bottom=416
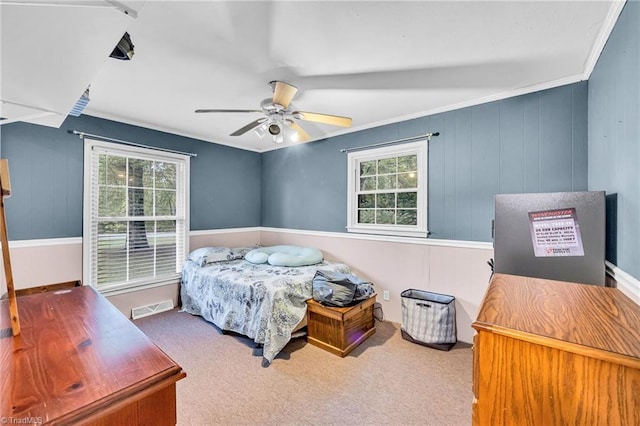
left=254, top=123, right=267, bottom=139
left=195, top=80, right=352, bottom=144
left=283, top=120, right=299, bottom=142
left=268, top=122, right=282, bottom=135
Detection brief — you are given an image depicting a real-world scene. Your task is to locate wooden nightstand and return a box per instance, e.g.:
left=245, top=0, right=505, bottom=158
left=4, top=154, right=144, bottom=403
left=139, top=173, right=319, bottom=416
left=306, top=295, right=376, bottom=357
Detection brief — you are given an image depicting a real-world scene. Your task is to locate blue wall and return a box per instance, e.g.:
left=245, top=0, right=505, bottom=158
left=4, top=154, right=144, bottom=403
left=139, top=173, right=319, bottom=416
left=0, top=115, right=262, bottom=240
left=262, top=82, right=589, bottom=242
left=588, top=1, right=640, bottom=280
left=0, top=83, right=590, bottom=246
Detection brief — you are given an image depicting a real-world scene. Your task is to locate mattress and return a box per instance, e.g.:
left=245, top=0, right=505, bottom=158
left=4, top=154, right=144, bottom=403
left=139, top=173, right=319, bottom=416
left=180, top=258, right=351, bottom=364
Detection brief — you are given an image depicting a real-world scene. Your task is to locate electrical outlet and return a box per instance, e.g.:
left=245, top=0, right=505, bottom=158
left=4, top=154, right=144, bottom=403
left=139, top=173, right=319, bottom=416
left=383, top=290, right=390, bottom=301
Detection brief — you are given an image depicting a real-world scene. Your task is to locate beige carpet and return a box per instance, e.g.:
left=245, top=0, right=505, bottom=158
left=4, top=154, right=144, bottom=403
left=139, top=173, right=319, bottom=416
left=134, top=308, right=472, bottom=426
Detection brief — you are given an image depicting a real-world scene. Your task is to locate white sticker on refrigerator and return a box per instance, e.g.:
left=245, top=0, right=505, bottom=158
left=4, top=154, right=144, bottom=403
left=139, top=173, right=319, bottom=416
left=528, top=207, right=584, bottom=257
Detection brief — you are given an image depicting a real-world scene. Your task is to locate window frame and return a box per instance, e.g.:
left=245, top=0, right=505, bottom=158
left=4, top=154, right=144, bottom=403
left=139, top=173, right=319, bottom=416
left=346, top=140, right=428, bottom=238
left=82, top=139, right=190, bottom=294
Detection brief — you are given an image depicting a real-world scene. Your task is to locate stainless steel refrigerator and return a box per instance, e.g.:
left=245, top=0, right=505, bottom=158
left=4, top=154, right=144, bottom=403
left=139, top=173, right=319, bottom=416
left=493, top=191, right=606, bottom=286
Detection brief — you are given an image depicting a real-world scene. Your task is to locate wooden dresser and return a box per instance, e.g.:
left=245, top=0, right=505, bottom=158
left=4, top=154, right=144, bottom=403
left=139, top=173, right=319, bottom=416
left=472, top=273, right=640, bottom=425
left=1, top=286, right=185, bottom=425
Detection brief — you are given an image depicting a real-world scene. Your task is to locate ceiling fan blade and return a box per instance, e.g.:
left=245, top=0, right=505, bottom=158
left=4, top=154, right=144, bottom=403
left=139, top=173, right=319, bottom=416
left=289, top=122, right=311, bottom=142
left=195, top=109, right=261, bottom=113
left=295, top=111, right=352, bottom=128
left=272, top=81, right=297, bottom=109
left=230, top=118, right=267, bottom=136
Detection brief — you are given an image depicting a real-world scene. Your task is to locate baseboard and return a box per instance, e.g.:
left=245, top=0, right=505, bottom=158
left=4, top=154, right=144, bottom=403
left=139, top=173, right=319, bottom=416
left=606, top=261, right=640, bottom=304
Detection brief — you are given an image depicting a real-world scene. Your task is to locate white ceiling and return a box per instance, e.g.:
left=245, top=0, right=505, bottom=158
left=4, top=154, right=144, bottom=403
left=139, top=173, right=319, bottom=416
left=1, top=1, right=624, bottom=152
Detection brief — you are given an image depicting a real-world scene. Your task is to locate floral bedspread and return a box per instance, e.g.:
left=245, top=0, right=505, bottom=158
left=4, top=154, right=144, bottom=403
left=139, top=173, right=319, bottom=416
left=180, top=258, right=351, bottom=364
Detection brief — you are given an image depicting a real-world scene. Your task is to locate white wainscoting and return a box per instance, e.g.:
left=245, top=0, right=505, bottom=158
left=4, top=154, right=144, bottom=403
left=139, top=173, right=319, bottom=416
left=2, top=237, right=83, bottom=293
left=607, top=261, right=640, bottom=304
left=0, top=229, right=261, bottom=318
left=189, top=227, right=261, bottom=250
left=259, top=228, right=494, bottom=343
left=3, top=229, right=637, bottom=345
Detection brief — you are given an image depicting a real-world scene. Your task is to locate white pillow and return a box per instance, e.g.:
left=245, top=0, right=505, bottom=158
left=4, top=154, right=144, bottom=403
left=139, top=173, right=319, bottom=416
left=230, top=245, right=258, bottom=260
left=245, top=249, right=270, bottom=264
left=244, top=245, right=324, bottom=267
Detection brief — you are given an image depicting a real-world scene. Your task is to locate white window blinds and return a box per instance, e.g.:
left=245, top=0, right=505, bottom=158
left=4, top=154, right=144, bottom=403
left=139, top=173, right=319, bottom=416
left=84, top=140, right=189, bottom=292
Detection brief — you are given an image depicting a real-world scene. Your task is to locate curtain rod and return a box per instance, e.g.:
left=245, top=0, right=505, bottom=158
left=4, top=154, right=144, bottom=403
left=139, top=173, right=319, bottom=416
left=71, top=130, right=197, bottom=157
left=340, top=132, right=439, bottom=153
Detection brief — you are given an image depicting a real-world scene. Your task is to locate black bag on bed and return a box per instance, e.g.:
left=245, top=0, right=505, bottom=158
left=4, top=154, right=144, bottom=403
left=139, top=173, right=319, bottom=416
left=312, top=270, right=372, bottom=307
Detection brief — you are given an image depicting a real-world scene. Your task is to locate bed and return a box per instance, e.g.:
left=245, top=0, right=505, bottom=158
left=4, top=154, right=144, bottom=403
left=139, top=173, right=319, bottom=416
left=179, top=246, right=353, bottom=365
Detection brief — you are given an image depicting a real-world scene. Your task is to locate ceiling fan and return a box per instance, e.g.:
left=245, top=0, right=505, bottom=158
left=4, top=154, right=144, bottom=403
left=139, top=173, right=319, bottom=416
left=195, top=81, right=352, bottom=144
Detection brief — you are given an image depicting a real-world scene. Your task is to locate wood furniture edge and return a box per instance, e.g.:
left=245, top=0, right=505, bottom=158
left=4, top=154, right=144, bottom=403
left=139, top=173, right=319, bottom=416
left=69, top=369, right=186, bottom=426
left=0, top=159, right=10, bottom=196
left=306, top=295, right=377, bottom=320
left=0, top=280, right=82, bottom=299
left=2, top=286, right=186, bottom=424
left=307, top=327, right=376, bottom=357
left=472, top=320, right=640, bottom=371
left=306, top=295, right=377, bottom=357
left=472, top=274, right=640, bottom=425
left=0, top=159, right=20, bottom=335
left=475, top=273, right=640, bottom=367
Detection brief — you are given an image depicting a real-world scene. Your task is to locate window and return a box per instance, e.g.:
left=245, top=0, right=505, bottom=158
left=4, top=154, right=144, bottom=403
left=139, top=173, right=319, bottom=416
left=83, top=140, right=189, bottom=293
left=347, top=141, right=427, bottom=238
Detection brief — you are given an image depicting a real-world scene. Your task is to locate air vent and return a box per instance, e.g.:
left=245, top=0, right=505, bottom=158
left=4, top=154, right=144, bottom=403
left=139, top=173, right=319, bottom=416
left=131, top=299, right=174, bottom=320
left=69, top=87, right=90, bottom=117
